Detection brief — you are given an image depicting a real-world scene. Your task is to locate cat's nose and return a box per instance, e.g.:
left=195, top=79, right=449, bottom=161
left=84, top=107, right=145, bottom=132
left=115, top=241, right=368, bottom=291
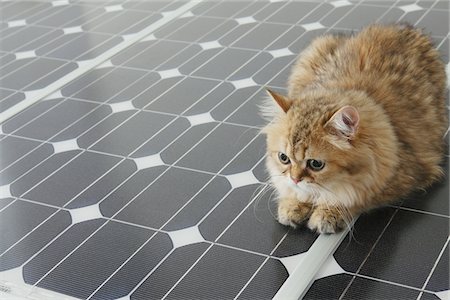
left=291, top=176, right=301, bottom=184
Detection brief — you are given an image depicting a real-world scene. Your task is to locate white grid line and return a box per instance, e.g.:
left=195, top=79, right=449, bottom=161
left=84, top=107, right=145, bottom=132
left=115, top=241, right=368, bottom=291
left=390, top=205, right=450, bottom=219
left=417, top=236, right=450, bottom=299
left=0, top=197, right=17, bottom=213
left=345, top=271, right=445, bottom=296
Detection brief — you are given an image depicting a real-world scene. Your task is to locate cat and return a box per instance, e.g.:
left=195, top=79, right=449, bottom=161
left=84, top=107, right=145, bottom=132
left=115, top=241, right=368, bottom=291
left=262, top=24, right=448, bottom=234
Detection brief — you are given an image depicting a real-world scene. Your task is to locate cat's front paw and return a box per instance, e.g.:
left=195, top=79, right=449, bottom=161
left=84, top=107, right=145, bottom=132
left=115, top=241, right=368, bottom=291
left=277, top=198, right=313, bottom=228
left=307, top=206, right=346, bottom=234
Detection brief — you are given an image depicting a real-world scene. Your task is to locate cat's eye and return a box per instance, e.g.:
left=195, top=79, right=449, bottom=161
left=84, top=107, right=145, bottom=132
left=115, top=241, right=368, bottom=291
left=307, top=159, right=325, bottom=171
left=278, top=152, right=290, bottom=164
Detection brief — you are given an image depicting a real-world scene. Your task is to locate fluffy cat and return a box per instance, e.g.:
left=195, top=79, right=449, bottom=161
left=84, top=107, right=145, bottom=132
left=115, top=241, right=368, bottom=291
left=262, top=24, right=448, bottom=234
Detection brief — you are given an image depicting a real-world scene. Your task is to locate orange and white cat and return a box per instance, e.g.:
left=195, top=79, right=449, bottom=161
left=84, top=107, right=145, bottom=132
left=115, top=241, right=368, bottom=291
left=262, top=24, right=447, bottom=233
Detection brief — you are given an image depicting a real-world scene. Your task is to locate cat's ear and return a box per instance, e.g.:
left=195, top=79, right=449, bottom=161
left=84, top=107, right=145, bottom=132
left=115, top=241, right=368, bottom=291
left=266, top=89, right=291, bottom=113
left=325, top=106, right=359, bottom=140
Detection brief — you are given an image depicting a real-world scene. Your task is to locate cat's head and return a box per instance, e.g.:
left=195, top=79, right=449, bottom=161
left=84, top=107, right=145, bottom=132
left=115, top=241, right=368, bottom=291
left=262, top=88, right=393, bottom=207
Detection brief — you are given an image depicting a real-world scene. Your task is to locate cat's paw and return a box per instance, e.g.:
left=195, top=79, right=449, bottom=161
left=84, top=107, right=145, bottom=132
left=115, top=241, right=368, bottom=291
left=307, top=206, right=346, bottom=234
left=277, top=198, right=313, bottom=228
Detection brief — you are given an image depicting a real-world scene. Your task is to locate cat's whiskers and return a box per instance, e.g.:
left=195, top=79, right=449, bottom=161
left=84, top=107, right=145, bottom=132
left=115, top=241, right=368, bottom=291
left=257, top=186, right=280, bottom=222
left=251, top=184, right=270, bottom=224
left=252, top=178, right=280, bottom=223
left=233, top=126, right=258, bottom=148
left=309, top=181, right=332, bottom=201
left=335, top=203, right=356, bottom=241
left=309, top=185, right=322, bottom=200
left=267, top=188, right=278, bottom=221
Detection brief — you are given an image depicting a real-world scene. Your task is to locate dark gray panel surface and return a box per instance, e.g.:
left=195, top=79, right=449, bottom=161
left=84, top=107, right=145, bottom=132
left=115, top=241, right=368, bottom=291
left=0, top=200, right=56, bottom=254
left=131, top=117, right=191, bottom=158
left=304, top=274, right=353, bottom=300
left=160, top=122, right=217, bottom=164
left=334, top=207, right=397, bottom=272
left=359, top=210, right=449, bottom=288
left=237, top=258, right=289, bottom=300
left=67, top=159, right=137, bottom=209
left=192, top=48, right=258, bottom=80
left=99, top=166, right=168, bottom=218
left=0, top=136, right=41, bottom=170
left=90, top=111, right=174, bottom=156
left=131, top=243, right=210, bottom=300
left=23, top=151, right=121, bottom=206
left=1, top=59, right=74, bottom=91
left=51, top=104, right=113, bottom=142
left=217, top=190, right=287, bottom=254
left=72, top=68, right=147, bottom=102
left=163, top=175, right=231, bottom=231
left=115, top=167, right=212, bottom=228
left=91, top=233, right=172, bottom=300
left=199, top=184, right=262, bottom=241
left=36, top=221, right=152, bottom=299
left=176, top=123, right=258, bottom=173
left=118, top=40, right=189, bottom=70
left=426, top=244, right=449, bottom=292
left=0, top=210, right=71, bottom=271
left=77, top=110, right=136, bottom=148
left=13, top=100, right=99, bottom=140
left=342, top=276, right=420, bottom=300
left=165, top=245, right=265, bottom=299
left=146, top=77, right=220, bottom=114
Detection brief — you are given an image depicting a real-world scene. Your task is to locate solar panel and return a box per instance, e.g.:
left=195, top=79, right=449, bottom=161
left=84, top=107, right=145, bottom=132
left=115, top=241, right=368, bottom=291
left=0, top=1, right=448, bottom=299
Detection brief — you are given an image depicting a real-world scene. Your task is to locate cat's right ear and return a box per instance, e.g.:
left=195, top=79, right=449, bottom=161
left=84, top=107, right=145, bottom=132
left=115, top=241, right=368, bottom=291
left=266, top=89, right=291, bottom=113
left=325, top=106, right=360, bottom=140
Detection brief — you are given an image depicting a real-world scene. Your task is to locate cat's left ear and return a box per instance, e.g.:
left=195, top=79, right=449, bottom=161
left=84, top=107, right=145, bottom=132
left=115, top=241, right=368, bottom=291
left=325, top=106, right=359, bottom=140
left=266, top=89, right=291, bottom=113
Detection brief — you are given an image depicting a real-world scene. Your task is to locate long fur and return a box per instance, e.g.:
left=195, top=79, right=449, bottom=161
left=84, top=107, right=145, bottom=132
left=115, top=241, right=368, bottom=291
left=259, top=95, right=283, bottom=122
left=262, top=24, right=448, bottom=233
